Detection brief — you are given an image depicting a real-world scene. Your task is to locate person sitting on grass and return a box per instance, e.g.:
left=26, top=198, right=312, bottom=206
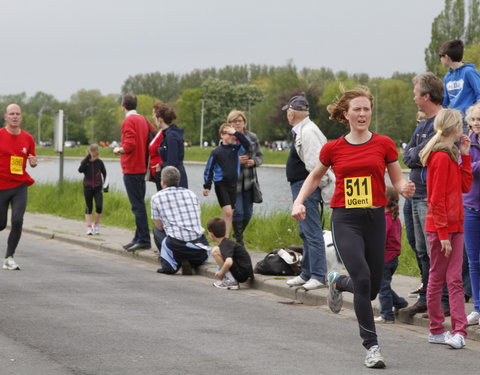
left=207, top=217, right=253, bottom=290
left=203, top=124, right=250, bottom=238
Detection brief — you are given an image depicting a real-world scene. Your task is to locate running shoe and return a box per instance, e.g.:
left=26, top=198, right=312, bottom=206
left=3, top=257, right=20, bottom=270
left=364, top=345, right=385, bottom=368
left=327, top=271, right=343, bottom=314
left=213, top=278, right=239, bottom=290
left=86, top=226, right=93, bottom=235
left=93, top=224, right=100, bottom=235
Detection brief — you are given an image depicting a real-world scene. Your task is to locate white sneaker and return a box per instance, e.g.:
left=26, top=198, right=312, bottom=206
left=86, top=226, right=93, bottom=235
left=286, top=276, right=307, bottom=287
left=303, top=278, right=327, bottom=290
left=445, top=333, right=466, bottom=349
left=428, top=331, right=452, bottom=345
left=93, top=224, right=100, bottom=235
left=213, top=278, right=239, bottom=290
left=364, top=345, right=385, bottom=368
left=3, top=257, right=20, bottom=270
left=466, top=311, right=480, bottom=325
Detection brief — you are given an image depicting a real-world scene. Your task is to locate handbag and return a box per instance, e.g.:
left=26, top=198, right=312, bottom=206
left=252, top=168, right=263, bottom=204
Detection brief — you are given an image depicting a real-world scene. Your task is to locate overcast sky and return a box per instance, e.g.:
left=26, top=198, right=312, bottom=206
left=1, top=0, right=445, bottom=101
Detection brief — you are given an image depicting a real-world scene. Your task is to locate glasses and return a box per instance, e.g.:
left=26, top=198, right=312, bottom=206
left=230, top=118, right=244, bottom=124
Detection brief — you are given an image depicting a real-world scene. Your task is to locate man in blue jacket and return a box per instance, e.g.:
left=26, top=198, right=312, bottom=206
left=440, top=39, right=480, bottom=133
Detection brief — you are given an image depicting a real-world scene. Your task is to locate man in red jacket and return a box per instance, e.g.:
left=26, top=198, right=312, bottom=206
left=114, top=93, right=151, bottom=252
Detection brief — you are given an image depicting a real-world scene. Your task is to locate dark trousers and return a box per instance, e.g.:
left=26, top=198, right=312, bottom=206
left=0, top=184, right=28, bottom=258
left=123, top=174, right=150, bottom=244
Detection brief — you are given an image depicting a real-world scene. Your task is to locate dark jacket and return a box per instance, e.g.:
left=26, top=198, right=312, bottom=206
left=159, top=124, right=188, bottom=188
left=78, top=156, right=106, bottom=188
left=236, top=130, right=263, bottom=193
left=403, top=117, right=435, bottom=199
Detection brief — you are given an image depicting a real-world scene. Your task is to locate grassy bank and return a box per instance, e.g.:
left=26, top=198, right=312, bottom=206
left=26, top=181, right=420, bottom=277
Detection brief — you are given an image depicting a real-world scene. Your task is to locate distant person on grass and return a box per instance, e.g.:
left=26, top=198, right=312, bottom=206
left=207, top=217, right=253, bottom=290
left=78, top=143, right=107, bottom=235
left=203, top=123, right=250, bottom=238
left=0, top=104, right=37, bottom=270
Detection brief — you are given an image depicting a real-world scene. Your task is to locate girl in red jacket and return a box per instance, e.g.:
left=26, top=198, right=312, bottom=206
left=419, top=108, right=472, bottom=349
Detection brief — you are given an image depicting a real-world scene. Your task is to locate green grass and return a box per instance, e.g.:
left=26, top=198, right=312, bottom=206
left=26, top=181, right=420, bottom=277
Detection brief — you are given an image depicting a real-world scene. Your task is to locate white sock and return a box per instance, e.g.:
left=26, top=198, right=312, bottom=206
left=225, top=272, right=236, bottom=282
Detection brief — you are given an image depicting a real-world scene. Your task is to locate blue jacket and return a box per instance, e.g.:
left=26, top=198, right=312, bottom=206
left=403, top=117, right=435, bottom=199
left=443, top=63, right=480, bottom=114
left=159, top=124, right=188, bottom=188
left=203, top=131, right=250, bottom=190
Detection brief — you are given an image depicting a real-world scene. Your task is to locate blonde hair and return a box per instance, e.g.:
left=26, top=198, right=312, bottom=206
left=218, top=123, right=233, bottom=135
left=419, top=109, right=462, bottom=165
left=227, top=109, right=247, bottom=126
left=465, top=103, right=480, bottom=126
left=88, top=143, right=99, bottom=158
left=327, top=85, right=374, bottom=125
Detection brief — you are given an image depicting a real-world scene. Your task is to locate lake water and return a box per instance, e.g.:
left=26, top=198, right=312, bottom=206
left=30, top=157, right=407, bottom=218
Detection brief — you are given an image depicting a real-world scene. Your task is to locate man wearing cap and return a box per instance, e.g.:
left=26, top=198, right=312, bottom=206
left=283, top=96, right=328, bottom=290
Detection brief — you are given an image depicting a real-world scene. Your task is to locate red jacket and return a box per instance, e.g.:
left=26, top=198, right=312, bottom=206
left=425, top=152, right=472, bottom=240
left=120, top=113, right=152, bottom=174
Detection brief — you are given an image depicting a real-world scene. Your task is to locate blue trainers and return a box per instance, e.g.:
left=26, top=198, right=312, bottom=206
left=327, top=271, right=343, bottom=314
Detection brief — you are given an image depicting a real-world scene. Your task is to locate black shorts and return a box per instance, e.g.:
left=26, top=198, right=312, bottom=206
left=214, top=183, right=237, bottom=208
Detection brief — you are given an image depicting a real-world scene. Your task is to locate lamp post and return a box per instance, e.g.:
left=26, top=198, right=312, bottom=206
left=37, top=105, right=51, bottom=145
left=374, top=84, right=379, bottom=133
left=199, top=99, right=204, bottom=147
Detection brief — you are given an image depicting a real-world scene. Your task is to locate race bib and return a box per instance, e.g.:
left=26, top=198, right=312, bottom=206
left=10, top=156, right=24, bottom=175
left=344, top=176, right=372, bottom=208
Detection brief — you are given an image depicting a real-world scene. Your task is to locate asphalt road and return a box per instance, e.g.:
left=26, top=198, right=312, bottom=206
left=0, top=232, right=479, bottom=375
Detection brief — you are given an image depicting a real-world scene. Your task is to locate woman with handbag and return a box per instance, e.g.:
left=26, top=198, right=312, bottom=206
left=227, top=110, right=264, bottom=245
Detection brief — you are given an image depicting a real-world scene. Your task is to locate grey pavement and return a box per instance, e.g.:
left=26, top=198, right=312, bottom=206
left=21, top=212, right=480, bottom=342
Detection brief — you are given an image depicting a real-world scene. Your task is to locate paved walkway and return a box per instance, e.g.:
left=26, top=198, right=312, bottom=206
left=19, top=212, right=480, bottom=342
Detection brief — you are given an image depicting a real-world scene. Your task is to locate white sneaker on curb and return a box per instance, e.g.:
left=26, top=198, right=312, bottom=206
left=86, top=226, right=93, bottom=235
left=286, top=276, right=307, bottom=287
left=3, top=257, right=20, bottom=270
left=303, top=278, right=327, bottom=290
left=428, top=331, right=452, bottom=345
left=445, top=333, right=465, bottom=349
left=466, top=311, right=480, bottom=325
left=374, top=316, right=394, bottom=324
left=364, top=345, right=385, bottom=368
left=93, top=224, right=100, bottom=235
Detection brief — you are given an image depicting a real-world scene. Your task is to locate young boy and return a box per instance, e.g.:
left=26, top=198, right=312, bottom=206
left=203, top=124, right=250, bottom=237
left=439, top=39, right=480, bottom=132
left=207, top=217, right=253, bottom=290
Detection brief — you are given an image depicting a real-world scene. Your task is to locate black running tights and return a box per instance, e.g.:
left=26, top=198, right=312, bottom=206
left=0, top=184, right=28, bottom=258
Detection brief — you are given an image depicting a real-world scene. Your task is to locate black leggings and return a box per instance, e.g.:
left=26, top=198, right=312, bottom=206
left=331, top=207, right=385, bottom=349
left=0, top=184, right=28, bottom=258
left=84, top=186, right=103, bottom=214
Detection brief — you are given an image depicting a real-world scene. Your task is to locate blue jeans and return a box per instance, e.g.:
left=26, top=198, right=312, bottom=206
left=403, top=198, right=422, bottom=273
left=464, top=208, right=480, bottom=312
left=123, top=174, right=150, bottom=245
left=290, top=180, right=326, bottom=283
left=379, top=257, right=407, bottom=321
left=412, top=198, right=430, bottom=304
left=233, top=189, right=253, bottom=223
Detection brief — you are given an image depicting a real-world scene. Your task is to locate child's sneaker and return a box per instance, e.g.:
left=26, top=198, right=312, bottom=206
left=93, top=224, right=100, bottom=235
left=3, top=257, right=20, bottom=270
left=364, top=345, right=385, bottom=368
left=86, top=226, right=93, bottom=235
left=466, top=311, right=480, bottom=325
left=428, top=331, right=452, bottom=345
left=445, top=333, right=465, bottom=349
left=213, top=278, right=239, bottom=290
left=327, top=271, right=343, bottom=314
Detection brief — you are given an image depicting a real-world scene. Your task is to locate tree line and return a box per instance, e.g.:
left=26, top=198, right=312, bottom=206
left=1, top=0, right=479, bottom=147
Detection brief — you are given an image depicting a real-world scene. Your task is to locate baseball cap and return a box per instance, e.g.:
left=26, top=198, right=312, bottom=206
left=282, top=95, right=309, bottom=111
